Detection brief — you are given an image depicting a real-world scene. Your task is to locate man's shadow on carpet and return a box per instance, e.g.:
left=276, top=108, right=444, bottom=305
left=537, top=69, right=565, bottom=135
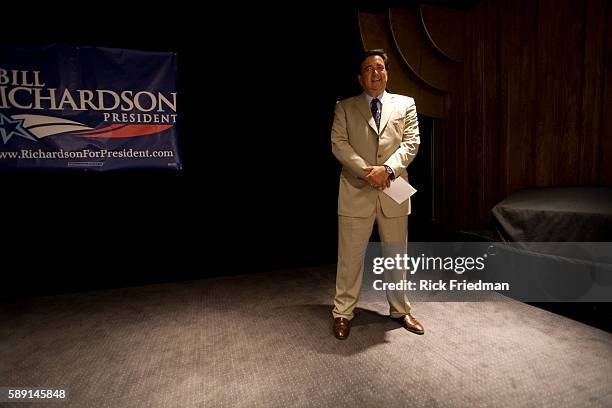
left=273, top=304, right=412, bottom=356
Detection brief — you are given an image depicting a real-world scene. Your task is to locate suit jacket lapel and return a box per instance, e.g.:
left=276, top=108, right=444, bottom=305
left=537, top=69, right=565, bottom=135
left=355, top=96, right=379, bottom=134
left=379, top=93, right=394, bottom=134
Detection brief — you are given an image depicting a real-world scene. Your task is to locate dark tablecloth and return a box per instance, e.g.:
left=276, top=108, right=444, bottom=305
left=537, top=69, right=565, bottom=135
left=492, top=187, right=612, bottom=242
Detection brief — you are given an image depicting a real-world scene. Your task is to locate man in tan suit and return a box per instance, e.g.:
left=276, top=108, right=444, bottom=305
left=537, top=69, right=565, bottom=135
left=331, top=49, right=424, bottom=339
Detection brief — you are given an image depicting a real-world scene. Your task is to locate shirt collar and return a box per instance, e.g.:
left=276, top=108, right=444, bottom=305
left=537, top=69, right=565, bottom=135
left=364, top=91, right=387, bottom=106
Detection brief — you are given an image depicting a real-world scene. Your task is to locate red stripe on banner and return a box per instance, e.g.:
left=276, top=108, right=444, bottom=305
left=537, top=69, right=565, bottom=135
left=74, top=123, right=128, bottom=135
left=81, top=125, right=173, bottom=138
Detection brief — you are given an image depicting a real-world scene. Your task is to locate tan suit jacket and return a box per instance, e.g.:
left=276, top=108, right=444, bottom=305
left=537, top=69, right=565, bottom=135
left=331, top=93, right=420, bottom=218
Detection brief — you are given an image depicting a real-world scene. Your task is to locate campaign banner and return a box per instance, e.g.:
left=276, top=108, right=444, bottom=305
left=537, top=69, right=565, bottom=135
left=0, top=44, right=181, bottom=170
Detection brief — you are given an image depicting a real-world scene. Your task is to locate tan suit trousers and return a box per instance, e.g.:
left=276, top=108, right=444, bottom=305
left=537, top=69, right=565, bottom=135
left=333, top=198, right=411, bottom=320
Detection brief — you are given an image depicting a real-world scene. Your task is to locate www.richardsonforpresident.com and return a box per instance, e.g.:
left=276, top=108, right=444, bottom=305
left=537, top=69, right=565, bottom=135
left=371, top=254, right=510, bottom=292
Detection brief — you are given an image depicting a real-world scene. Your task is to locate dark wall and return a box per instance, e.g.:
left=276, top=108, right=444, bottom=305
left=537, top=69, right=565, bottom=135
left=437, top=0, right=611, bottom=233
left=1, top=4, right=365, bottom=296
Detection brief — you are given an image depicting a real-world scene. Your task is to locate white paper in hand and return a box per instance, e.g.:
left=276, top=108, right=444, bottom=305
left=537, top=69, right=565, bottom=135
left=383, top=177, right=417, bottom=204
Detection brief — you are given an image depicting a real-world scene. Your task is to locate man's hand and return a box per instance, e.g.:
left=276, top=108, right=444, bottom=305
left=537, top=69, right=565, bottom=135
left=363, top=166, right=390, bottom=191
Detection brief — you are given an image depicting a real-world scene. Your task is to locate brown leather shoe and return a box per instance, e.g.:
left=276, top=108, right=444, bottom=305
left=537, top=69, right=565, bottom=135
left=393, top=313, right=425, bottom=335
left=333, top=317, right=351, bottom=340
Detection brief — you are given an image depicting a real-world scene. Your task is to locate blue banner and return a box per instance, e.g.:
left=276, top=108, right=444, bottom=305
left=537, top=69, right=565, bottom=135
left=0, top=44, right=181, bottom=170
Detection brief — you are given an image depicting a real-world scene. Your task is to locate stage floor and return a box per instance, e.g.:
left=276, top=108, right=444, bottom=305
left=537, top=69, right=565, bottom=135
left=2, top=265, right=611, bottom=407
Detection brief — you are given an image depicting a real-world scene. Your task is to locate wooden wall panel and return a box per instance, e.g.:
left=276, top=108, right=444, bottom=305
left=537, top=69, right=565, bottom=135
left=454, top=0, right=609, bottom=231
left=536, top=0, right=584, bottom=187
left=502, top=0, right=538, bottom=194
left=600, top=1, right=612, bottom=184
left=389, top=8, right=454, bottom=91
left=420, top=4, right=466, bottom=62
left=580, top=0, right=606, bottom=184
left=482, top=1, right=505, bottom=226
left=462, top=2, right=485, bottom=230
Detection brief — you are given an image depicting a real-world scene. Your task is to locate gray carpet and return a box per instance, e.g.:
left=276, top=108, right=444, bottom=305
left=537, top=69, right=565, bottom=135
left=1, top=265, right=611, bottom=407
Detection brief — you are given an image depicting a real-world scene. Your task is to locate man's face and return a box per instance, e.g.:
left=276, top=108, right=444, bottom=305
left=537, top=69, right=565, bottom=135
left=358, top=55, right=388, bottom=97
